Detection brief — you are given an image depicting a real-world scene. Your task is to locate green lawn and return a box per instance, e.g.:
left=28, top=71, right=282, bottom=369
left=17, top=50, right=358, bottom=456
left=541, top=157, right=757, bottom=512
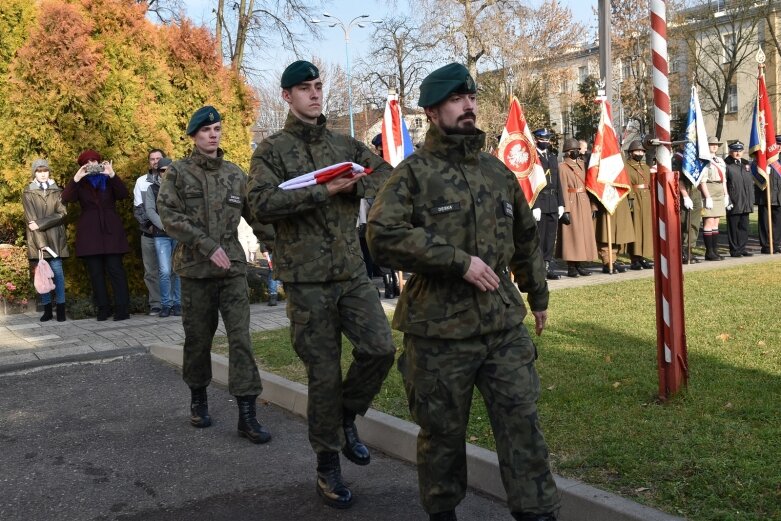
left=215, top=260, right=781, bottom=521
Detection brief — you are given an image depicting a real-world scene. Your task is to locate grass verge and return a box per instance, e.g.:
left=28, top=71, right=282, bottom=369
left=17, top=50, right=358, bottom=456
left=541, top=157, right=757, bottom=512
left=214, top=260, right=781, bottom=521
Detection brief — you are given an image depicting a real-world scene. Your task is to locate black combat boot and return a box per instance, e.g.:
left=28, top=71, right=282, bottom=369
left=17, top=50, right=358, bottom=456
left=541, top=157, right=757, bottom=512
left=545, top=261, right=561, bottom=280
left=341, top=409, right=370, bottom=465
left=40, top=303, right=53, bottom=322
left=96, top=306, right=110, bottom=321
left=316, top=451, right=353, bottom=509
left=391, top=271, right=400, bottom=297
left=56, top=303, right=66, bottom=322
left=512, top=512, right=557, bottom=521
left=236, top=395, right=271, bottom=443
left=576, top=262, right=591, bottom=276
left=382, top=273, right=393, bottom=299
left=566, top=265, right=579, bottom=278
left=190, top=386, right=212, bottom=428
left=430, top=510, right=458, bottom=520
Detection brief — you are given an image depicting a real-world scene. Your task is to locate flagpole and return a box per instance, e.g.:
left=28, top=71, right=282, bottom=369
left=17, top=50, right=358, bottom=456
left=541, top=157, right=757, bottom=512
left=606, top=214, right=614, bottom=273
left=758, top=60, right=775, bottom=255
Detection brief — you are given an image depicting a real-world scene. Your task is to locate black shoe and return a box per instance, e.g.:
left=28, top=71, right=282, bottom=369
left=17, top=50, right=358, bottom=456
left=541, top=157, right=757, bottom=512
left=741, top=251, right=753, bottom=257
left=546, top=270, right=561, bottom=280
left=430, top=511, right=458, bottom=521
left=640, top=259, right=654, bottom=269
left=729, top=252, right=741, bottom=258
left=190, top=387, right=212, bottom=428
left=512, top=513, right=557, bottom=521
left=706, top=253, right=724, bottom=261
left=342, top=417, right=370, bottom=466
left=148, top=307, right=161, bottom=316
left=267, top=294, right=278, bottom=306
left=159, top=306, right=171, bottom=318
left=316, top=452, right=353, bottom=509
left=56, top=303, right=66, bottom=322
left=566, top=266, right=579, bottom=278
left=576, top=265, right=591, bottom=276
left=172, top=305, right=181, bottom=316
left=113, top=306, right=130, bottom=321
left=630, top=261, right=643, bottom=271
left=614, top=262, right=627, bottom=273
left=40, top=303, right=53, bottom=322
left=236, top=395, right=271, bottom=444
left=602, top=265, right=612, bottom=274
left=761, top=248, right=771, bottom=254
left=96, top=306, right=110, bottom=321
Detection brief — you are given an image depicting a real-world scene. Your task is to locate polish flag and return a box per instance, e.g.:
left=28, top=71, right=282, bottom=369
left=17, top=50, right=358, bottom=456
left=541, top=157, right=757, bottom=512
left=279, top=162, right=372, bottom=190
left=382, top=95, right=414, bottom=167
left=586, top=99, right=631, bottom=214
left=497, top=97, right=547, bottom=205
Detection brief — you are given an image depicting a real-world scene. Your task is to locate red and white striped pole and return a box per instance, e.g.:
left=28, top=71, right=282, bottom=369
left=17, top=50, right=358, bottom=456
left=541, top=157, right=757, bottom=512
left=650, top=0, right=688, bottom=400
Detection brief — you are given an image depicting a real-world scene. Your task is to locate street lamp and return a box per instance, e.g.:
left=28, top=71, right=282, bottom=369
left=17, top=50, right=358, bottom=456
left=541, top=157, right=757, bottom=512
left=311, top=13, right=382, bottom=137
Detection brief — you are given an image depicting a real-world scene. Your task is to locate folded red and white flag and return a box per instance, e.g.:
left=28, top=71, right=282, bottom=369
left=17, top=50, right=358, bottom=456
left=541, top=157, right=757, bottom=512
left=279, top=162, right=372, bottom=190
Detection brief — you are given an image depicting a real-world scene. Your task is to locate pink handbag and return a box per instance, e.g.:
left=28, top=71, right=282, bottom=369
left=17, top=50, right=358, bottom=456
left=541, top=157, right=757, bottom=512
left=34, top=250, right=56, bottom=294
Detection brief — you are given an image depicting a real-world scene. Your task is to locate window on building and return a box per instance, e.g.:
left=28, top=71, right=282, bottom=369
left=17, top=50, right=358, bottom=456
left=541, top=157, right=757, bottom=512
left=414, top=117, right=423, bottom=128
left=711, top=0, right=725, bottom=12
left=722, top=32, right=735, bottom=64
left=671, top=101, right=681, bottom=118
left=727, top=84, right=738, bottom=113
left=561, top=78, right=568, bottom=93
left=622, top=61, right=632, bottom=81
left=669, top=56, right=679, bottom=74
left=578, top=66, right=588, bottom=84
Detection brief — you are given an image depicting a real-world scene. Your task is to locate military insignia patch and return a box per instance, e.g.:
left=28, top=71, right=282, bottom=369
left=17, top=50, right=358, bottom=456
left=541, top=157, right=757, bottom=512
left=227, top=194, right=242, bottom=206
left=466, top=76, right=475, bottom=90
left=502, top=201, right=513, bottom=217
left=429, top=202, right=461, bottom=215
left=309, top=67, right=317, bottom=77
left=498, top=131, right=538, bottom=180
left=209, top=112, right=215, bottom=121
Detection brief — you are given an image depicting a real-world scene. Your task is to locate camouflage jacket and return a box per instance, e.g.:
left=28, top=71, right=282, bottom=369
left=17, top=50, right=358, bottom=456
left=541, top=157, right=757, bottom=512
left=158, top=148, right=250, bottom=278
left=247, top=112, right=392, bottom=282
left=366, top=124, right=548, bottom=340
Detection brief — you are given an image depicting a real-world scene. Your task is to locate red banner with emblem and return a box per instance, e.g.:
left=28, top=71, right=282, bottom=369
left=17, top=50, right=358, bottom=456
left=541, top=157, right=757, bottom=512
left=497, top=97, right=547, bottom=206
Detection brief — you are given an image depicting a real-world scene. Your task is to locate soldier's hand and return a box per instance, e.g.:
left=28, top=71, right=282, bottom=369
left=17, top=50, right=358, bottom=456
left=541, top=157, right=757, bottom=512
left=210, top=247, right=231, bottom=270
left=326, top=172, right=367, bottom=196
left=532, top=310, right=547, bottom=336
left=463, top=256, right=499, bottom=292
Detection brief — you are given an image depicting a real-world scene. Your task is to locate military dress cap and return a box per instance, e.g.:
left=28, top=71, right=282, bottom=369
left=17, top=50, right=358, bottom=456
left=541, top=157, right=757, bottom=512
left=157, top=157, right=173, bottom=170
left=533, top=128, right=554, bottom=140
left=628, top=140, right=645, bottom=152
left=186, top=106, right=221, bottom=136
left=562, top=137, right=579, bottom=152
left=280, top=60, right=320, bottom=89
left=417, top=63, right=476, bottom=108
left=708, top=136, right=722, bottom=145
left=31, top=158, right=50, bottom=176
left=371, top=133, right=383, bottom=147
left=728, top=140, right=744, bottom=151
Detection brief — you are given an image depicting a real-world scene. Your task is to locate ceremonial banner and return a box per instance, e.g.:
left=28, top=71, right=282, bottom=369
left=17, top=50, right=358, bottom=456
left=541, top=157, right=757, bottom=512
left=497, top=97, right=547, bottom=205
left=749, top=66, right=781, bottom=189
left=279, top=162, right=371, bottom=190
left=382, top=95, right=414, bottom=167
left=682, top=85, right=710, bottom=187
left=586, top=99, right=631, bottom=214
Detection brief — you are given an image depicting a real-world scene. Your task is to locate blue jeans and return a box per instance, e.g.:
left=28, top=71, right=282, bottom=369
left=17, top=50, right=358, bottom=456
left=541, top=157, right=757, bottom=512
left=267, top=254, right=279, bottom=295
left=155, top=237, right=181, bottom=308
left=40, top=257, right=66, bottom=305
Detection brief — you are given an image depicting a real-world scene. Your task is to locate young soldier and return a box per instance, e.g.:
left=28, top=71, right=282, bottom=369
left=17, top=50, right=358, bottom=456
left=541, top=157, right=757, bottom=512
left=247, top=61, right=395, bottom=509
left=367, top=63, right=560, bottom=521
left=157, top=106, right=270, bottom=444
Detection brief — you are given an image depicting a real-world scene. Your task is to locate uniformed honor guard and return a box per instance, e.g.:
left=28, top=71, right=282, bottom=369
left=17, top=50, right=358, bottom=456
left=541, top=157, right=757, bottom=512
left=674, top=141, right=704, bottom=263
left=699, top=136, right=728, bottom=261
left=247, top=60, right=395, bottom=509
left=158, top=106, right=271, bottom=444
left=724, top=141, right=755, bottom=256
left=756, top=135, right=781, bottom=254
left=625, top=141, right=654, bottom=270
left=531, top=128, right=565, bottom=280
left=367, top=63, right=560, bottom=521
left=557, top=138, right=597, bottom=277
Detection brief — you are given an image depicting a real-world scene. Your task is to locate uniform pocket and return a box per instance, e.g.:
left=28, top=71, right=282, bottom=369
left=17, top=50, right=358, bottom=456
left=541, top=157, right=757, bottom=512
left=408, top=368, right=460, bottom=436
left=288, top=307, right=312, bottom=363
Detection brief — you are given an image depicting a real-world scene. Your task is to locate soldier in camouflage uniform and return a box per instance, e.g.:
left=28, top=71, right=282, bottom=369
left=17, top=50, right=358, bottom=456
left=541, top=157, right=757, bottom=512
left=158, top=106, right=271, bottom=445
left=247, top=61, right=396, bottom=509
left=366, top=63, right=560, bottom=521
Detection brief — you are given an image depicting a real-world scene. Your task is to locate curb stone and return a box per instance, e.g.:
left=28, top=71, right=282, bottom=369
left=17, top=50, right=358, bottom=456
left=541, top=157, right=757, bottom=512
left=149, top=343, right=685, bottom=521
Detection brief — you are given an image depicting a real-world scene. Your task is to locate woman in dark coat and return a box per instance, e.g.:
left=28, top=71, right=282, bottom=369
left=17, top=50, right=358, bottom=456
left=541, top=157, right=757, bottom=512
left=22, top=159, right=69, bottom=322
left=61, top=149, right=131, bottom=321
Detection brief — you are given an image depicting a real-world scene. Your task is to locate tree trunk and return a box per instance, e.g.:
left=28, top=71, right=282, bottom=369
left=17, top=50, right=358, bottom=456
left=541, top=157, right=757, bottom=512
left=232, top=0, right=253, bottom=70
left=215, top=0, right=224, bottom=60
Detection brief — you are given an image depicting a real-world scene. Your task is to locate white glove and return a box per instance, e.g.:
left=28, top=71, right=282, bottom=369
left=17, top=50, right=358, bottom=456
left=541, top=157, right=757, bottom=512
left=558, top=206, right=565, bottom=219
left=532, top=208, right=542, bottom=221
left=724, top=195, right=732, bottom=211
left=683, top=196, right=693, bottom=210
left=704, top=197, right=714, bottom=210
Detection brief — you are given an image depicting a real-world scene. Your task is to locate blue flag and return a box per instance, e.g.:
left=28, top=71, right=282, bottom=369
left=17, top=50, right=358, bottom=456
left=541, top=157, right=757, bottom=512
left=682, top=86, right=710, bottom=187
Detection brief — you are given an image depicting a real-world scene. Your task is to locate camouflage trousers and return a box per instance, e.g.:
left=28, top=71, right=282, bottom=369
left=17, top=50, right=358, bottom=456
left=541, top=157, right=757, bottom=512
left=181, top=275, right=262, bottom=397
left=286, top=276, right=395, bottom=454
left=399, top=326, right=560, bottom=515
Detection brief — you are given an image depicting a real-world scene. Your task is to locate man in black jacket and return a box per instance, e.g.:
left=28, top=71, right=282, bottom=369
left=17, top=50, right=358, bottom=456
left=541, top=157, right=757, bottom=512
left=724, top=141, right=755, bottom=256
left=531, top=128, right=565, bottom=280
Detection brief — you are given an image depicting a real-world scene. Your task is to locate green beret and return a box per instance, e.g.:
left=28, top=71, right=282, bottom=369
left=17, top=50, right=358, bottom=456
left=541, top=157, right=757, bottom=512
left=281, top=60, right=320, bottom=89
left=186, top=106, right=221, bottom=136
left=417, top=63, right=477, bottom=108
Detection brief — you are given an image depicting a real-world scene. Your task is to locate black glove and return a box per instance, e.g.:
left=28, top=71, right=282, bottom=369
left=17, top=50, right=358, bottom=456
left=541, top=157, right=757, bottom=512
left=592, top=210, right=598, bottom=219
left=559, top=212, right=571, bottom=225
left=628, top=199, right=635, bottom=212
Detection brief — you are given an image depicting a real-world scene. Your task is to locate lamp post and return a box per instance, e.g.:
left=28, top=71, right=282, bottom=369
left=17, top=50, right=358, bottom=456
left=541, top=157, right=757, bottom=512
left=311, top=13, right=381, bottom=137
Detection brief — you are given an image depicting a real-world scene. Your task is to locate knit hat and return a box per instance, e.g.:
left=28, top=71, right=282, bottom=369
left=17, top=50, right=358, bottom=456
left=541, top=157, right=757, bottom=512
left=77, top=149, right=102, bottom=166
left=31, top=159, right=50, bottom=177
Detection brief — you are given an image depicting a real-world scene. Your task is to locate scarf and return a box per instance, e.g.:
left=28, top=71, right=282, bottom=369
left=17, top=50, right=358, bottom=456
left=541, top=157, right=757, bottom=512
left=86, top=173, right=108, bottom=191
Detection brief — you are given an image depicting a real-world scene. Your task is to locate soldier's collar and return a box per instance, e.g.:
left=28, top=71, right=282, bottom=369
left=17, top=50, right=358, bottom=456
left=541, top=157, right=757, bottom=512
left=284, top=112, right=327, bottom=143
left=190, top=147, right=225, bottom=170
left=422, top=123, right=485, bottom=163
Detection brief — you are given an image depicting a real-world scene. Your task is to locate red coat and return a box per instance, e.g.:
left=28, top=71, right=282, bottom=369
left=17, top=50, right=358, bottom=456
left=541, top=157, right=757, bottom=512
left=61, top=176, right=130, bottom=256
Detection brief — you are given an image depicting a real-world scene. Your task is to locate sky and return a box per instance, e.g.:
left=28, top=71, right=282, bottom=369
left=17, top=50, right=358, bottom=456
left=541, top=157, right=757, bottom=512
left=181, top=0, right=599, bottom=83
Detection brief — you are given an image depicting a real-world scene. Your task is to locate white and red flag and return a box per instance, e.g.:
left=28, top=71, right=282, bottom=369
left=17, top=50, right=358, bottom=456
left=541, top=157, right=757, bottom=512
left=279, top=162, right=372, bottom=190
left=382, top=94, right=414, bottom=167
left=586, top=99, right=631, bottom=214
left=497, top=97, right=546, bottom=205
left=748, top=63, right=781, bottom=189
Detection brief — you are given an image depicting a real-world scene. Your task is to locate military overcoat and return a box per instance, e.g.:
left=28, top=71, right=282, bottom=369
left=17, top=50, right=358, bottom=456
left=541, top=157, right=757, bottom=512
left=557, top=158, right=597, bottom=261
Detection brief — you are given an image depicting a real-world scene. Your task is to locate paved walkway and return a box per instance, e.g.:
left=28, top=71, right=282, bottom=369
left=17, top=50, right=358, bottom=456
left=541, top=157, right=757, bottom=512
left=2, top=253, right=779, bottom=370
